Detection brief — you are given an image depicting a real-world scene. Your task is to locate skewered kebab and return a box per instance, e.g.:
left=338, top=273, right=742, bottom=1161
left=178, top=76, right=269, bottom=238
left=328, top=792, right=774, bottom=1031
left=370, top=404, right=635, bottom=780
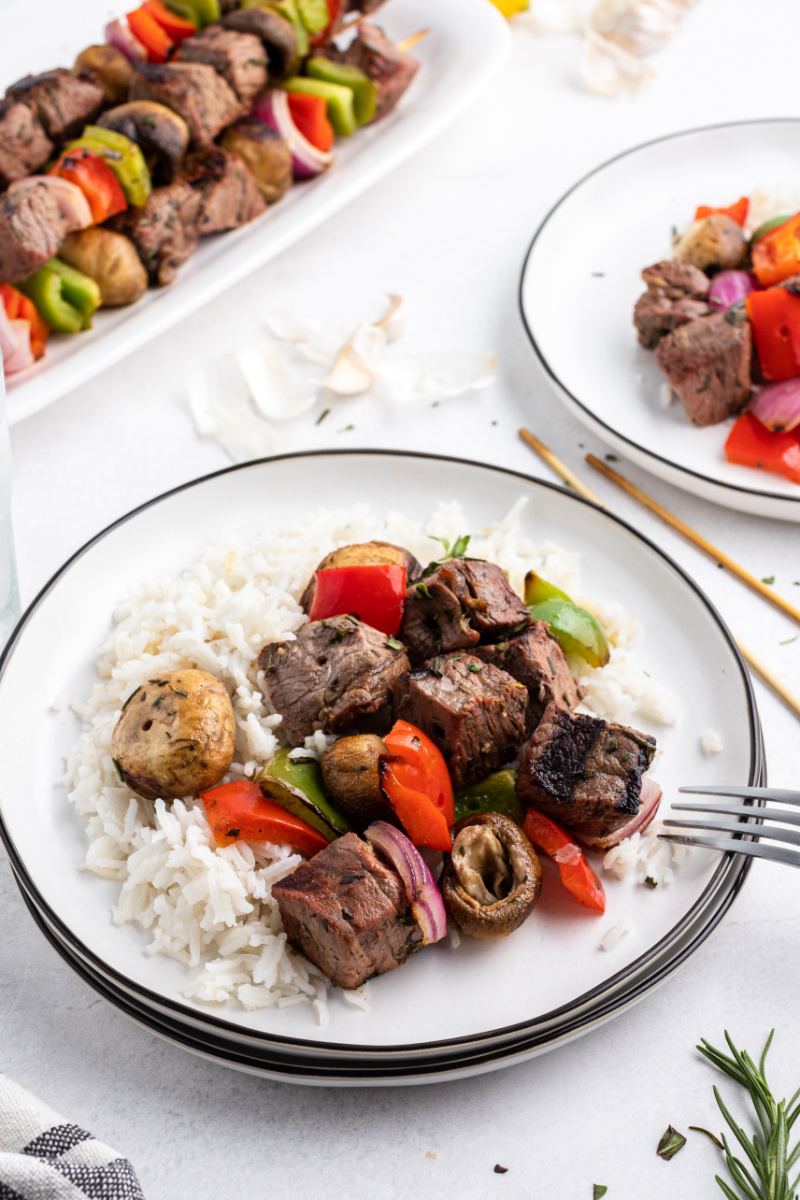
left=0, top=0, right=422, bottom=375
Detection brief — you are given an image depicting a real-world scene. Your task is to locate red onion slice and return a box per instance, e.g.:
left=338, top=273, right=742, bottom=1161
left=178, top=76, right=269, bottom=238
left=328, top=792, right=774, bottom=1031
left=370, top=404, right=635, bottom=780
left=251, top=89, right=333, bottom=180
left=0, top=301, right=20, bottom=366
left=3, top=320, right=34, bottom=374
left=105, top=18, right=147, bottom=62
left=9, top=176, right=93, bottom=231
left=750, top=379, right=800, bottom=433
left=581, top=778, right=663, bottom=851
left=365, top=821, right=447, bottom=945
left=708, top=270, right=759, bottom=312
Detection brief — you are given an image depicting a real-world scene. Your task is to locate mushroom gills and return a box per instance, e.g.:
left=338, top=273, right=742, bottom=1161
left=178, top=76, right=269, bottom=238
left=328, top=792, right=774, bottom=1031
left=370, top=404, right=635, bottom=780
left=456, top=826, right=512, bottom=906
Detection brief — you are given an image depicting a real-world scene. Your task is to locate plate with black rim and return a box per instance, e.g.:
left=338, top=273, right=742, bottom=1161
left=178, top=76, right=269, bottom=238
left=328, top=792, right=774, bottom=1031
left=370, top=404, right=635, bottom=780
left=519, top=119, right=800, bottom=522
left=0, top=451, right=762, bottom=1073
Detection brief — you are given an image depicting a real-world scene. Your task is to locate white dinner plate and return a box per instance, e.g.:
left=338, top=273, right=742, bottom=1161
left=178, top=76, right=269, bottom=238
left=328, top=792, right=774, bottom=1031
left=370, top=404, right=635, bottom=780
left=519, top=120, right=800, bottom=522
left=0, top=0, right=511, bottom=426
left=0, top=452, right=762, bottom=1070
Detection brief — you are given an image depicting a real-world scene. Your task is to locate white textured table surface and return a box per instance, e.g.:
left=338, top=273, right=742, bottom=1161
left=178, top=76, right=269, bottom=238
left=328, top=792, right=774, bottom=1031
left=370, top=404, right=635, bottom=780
left=3, top=2, right=800, bottom=1197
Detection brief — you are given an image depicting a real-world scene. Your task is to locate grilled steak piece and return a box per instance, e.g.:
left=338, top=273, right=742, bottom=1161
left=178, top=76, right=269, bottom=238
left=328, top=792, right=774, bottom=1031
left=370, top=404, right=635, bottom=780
left=259, top=616, right=410, bottom=744
left=515, top=703, right=656, bottom=841
left=272, top=832, right=423, bottom=989
left=398, top=559, right=531, bottom=666
left=392, top=652, right=528, bottom=788
left=182, top=145, right=265, bottom=233
left=0, top=180, right=75, bottom=284
left=474, top=622, right=583, bottom=735
left=6, top=69, right=104, bottom=142
left=220, top=8, right=298, bottom=79
left=634, top=259, right=712, bottom=349
left=0, top=100, right=54, bottom=187
left=335, top=22, right=419, bottom=120
left=654, top=308, right=752, bottom=426
left=108, top=180, right=200, bottom=285
left=129, top=62, right=243, bottom=145
left=177, top=28, right=267, bottom=106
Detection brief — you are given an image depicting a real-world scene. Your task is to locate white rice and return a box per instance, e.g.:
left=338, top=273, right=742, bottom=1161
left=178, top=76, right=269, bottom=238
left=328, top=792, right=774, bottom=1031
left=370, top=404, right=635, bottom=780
left=65, top=499, right=680, bottom=1020
left=701, top=728, right=724, bottom=756
left=600, top=914, right=633, bottom=952
left=603, top=821, right=692, bottom=888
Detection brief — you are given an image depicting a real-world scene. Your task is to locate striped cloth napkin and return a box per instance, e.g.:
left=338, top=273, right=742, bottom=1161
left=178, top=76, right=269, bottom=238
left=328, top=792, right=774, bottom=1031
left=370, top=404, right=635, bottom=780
left=0, top=1073, right=145, bottom=1199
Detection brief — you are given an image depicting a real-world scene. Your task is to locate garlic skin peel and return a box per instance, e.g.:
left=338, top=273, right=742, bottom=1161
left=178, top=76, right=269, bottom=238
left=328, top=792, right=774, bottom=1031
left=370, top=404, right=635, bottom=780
left=591, top=0, right=681, bottom=55
left=581, top=27, right=655, bottom=96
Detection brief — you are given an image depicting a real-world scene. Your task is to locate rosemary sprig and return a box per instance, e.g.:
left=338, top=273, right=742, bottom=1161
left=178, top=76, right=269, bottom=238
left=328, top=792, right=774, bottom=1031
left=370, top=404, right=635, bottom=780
left=697, top=1030, right=800, bottom=1200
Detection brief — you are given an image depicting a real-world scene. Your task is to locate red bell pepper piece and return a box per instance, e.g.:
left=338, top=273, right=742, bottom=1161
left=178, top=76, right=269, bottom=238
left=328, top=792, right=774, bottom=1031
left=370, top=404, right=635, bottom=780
left=745, top=289, right=800, bottom=382
left=287, top=91, right=334, bottom=152
left=522, top=808, right=606, bottom=912
left=142, top=0, right=197, bottom=42
left=308, top=563, right=407, bottom=636
left=310, top=0, right=340, bottom=48
left=201, top=780, right=329, bottom=856
left=127, top=5, right=175, bottom=62
left=51, top=147, right=127, bottom=223
left=694, top=197, right=749, bottom=227
left=752, top=212, right=800, bottom=287
left=724, top=411, right=800, bottom=485
left=384, top=719, right=455, bottom=826
left=0, top=284, right=49, bottom=359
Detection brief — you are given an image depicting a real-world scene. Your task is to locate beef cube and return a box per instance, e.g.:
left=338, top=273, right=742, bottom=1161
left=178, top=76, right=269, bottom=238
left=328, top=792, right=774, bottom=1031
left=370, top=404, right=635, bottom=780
left=633, top=291, right=711, bottom=350
left=220, top=7, right=298, bottom=78
left=182, top=145, right=265, bottom=233
left=398, top=559, right=530, bottom=665
left=0, top=99, right=53, bottom=187
left=129, top=62, right=243, bottom=145
left=640, top=260, right=710, bottom=300
left=259, top=615, right=410, bottom=744
left=108, top=180, right=201, bottom=286
left=0, top=181, right=74, bottom=284
left=392, top=652, right=528, bottom=788
left=337, top=22, right=419, bottom=120
left=177, top=28, right=267, bottom=106
left=474, top=621, right=583, bottom=734
left=272, top=832, right=423, bottom=989
left=6, top=69, right=103, bottom=142
left=654, top=308, right=752, bottom=425
left=515, top=703, right=656, bottom=841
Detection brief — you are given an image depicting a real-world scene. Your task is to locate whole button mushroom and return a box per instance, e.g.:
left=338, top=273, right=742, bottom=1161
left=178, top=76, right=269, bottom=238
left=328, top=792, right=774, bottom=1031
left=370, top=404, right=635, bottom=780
left=440, top=812, right=542, bottom=940
left=111, top=669, right=236, bottom=801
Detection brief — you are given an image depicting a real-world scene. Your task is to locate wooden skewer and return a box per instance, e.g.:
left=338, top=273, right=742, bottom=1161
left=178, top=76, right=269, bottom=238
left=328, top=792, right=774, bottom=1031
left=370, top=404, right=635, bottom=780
left=518, top=429, right=604, bottom=506
left=395, top=28, right=429, bottom=52
left=585, top=454, right=800, bottom=628
left=517, top=427, right=800, bottom=722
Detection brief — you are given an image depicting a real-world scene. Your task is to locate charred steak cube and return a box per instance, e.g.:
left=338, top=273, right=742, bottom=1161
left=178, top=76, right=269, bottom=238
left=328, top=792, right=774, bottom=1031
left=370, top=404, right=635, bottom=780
left=130, top=62, right=243, bottom=145
left=182, top=145, right=265, bottom=233
left=640, top=260, right=710, bottom=300
left=177, top=28, right=268, bottom=106
left=6, top=69, right=104, bottom=142
left=654, top=308, right=752, bottom=426
left=634, top=259, right=712, bottom=349
left=109, top=180, right=201, bottom=286
left=398, top=559, right=531, bottom=665
left=259, top=616, right=410, bottom=744
left=392, top=652, right=528, bottom=788
left=336, top=22, right=419, bottom=121
left=0, top=180, right=76, bottom=284
left=0, top=99, right=54, bottom=187
left=474, top=621, right=583, bottom=735
left=515, top=703, right=656, bottom=841
left=272, top=832, right=423, bottom=989
left=220, top=7, right=298, bottom=78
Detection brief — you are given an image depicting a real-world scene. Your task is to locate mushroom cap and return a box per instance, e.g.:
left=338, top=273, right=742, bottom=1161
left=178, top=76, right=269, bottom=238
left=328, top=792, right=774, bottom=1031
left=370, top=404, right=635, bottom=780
left=111, top=668, right=235, bottom=801
left=96, top=100, right=190, bottom=183
left=674, top=214, right=747, bottom=273
left=320, top=734, right=396, bottom=828
left=440, top=811, right=542, bottom=940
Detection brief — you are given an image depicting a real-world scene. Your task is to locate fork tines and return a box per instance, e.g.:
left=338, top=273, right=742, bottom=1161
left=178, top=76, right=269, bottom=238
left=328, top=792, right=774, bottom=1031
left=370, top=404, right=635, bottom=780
left=659, top=785, right=800, bottom=869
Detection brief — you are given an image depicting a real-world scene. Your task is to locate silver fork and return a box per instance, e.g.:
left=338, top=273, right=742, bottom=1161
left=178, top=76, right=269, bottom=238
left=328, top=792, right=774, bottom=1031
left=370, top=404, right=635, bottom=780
left=659, top=786, right=800, bottom=868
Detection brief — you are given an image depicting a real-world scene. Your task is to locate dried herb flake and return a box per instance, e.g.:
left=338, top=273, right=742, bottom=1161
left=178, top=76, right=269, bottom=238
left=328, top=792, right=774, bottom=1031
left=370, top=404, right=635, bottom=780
left=121, top=686, right=141, bottom=711
left=593, top=1187, right=608, bottom=1199
left=657, top=1125, right=686, bottom=1160
left=762, top=575, right=775, bottom=585
left=384, top=636, right=403, bottom=651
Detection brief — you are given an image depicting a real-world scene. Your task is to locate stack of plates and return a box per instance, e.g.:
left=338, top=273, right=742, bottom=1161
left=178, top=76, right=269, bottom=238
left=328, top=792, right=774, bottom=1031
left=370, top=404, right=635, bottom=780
left=0, top=453, right=763, bottom=1085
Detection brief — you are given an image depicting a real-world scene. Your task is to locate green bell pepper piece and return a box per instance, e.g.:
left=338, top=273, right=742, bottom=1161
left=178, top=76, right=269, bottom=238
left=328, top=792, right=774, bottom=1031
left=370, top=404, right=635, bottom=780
left=750, top=214, right=792, bottom=245
left=523, top=571, right=571, bottom=607
left=285, top=76, right=356, bottom=137
left=18, top=258, right=101, bottom=333
left=243, top=0, right=309, bottom=57
left=527, top=598, right=610, bottom=669
left=306, top=56, right=377, bottom=126
left=165, top=0, right=220, bottom=27
left=256, top=749, right=354, bottom=841
left=68, top=127, right=152, bottom=209
left=297, top=0, right=329, bottom=35
left=454, top=770, right=524, bottom=827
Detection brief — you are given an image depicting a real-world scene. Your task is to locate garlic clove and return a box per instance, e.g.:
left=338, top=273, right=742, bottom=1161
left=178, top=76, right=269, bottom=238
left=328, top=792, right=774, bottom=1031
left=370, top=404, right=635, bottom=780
left=590, top=0, right=681, bottom=55
left=581, top=28, right=655, bottom=96
left=322, top=323, right=387, bottom=396
left=374, top=294, right=408, bottom=343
